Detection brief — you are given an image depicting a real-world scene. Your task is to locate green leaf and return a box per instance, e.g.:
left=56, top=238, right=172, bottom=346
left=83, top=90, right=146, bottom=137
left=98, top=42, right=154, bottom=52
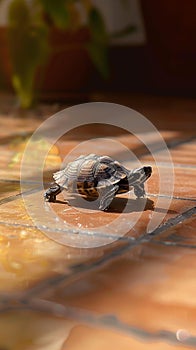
left=87, top=7, right=109, bottom=78
left=12, top=75, right=34, bottom=108
left=8, top=0, right=31, bottom=25
left=87, top=42, right=109, bottom=79
left=88, top=7, right=108, bottom=44
left=8, top=0, right=49, bottom=108
left=39, top=0, right=72, bottom=29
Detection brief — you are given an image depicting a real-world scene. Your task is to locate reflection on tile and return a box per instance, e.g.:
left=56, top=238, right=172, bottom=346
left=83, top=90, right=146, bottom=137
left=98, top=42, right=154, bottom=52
left=47, top=241, right=196, bottom=339
left=146, top=166, right=196, bottom=199
left=0, top=95, right=196, bottom=349
left=64, top=325, right=193, bottom=350
left=0, top=223, right=109, bottom=292
left=152, top=214, right=196, bottom=247
left=141, top=140, right=196, bottom=166
left=0, top=310, right=74, bottom=350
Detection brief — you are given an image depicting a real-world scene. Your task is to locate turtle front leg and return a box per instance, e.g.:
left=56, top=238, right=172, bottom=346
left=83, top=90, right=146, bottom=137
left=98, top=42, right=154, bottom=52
left=134, top=183, right=146, bottom=198
left=98, top=184, right=119, bottom=211
left=44, top=183, right=62, bottom=202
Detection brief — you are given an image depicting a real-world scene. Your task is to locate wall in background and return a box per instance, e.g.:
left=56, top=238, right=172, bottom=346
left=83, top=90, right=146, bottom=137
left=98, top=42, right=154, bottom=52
left=92, top=0, right=146, bottom=46
left=0, top=0, right=11, bottom=25
left=92, top=0, right=196, bottom=96
left=0, top=0, right=146, bottom=45
left=1, top=0, right=196, bottom=97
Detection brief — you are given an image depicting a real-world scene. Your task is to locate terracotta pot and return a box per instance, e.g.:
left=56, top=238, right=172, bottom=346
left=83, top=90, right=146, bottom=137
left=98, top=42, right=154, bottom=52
left=0, top=27, right=92, bottom=96
left=37, top=27, right=92, bottom=94
left=0, top=27, right=13, bottom=90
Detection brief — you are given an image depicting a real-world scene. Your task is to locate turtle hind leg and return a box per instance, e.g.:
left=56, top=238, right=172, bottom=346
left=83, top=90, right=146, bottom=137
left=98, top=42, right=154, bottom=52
left=98, top=184, right=119, bottom=211
left=134, top=183, right=145, bottom=198
left=44, top=183, right=62, bottom=202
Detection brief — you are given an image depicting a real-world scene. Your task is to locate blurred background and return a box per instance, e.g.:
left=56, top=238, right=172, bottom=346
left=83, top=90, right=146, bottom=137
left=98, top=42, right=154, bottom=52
left=0, top=0, right=196, bottom=108
left=0, top=3, right=196, bottom=349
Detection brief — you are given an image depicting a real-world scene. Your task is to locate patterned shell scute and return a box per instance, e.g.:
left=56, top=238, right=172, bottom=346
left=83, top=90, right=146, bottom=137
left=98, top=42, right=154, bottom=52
left=53, top=154, right=128, bottom=192
left=93, top=156, right=128, bottom=186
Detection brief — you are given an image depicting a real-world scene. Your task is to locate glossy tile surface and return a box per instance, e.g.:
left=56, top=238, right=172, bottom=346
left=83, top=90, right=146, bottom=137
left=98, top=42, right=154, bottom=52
left=0, top=94, right=196, bottom=349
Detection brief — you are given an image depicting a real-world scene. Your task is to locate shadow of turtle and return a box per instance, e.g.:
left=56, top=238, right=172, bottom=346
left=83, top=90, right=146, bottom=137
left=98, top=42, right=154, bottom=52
left=108, top=197, right=154, bottom=213
left=57, top=194, right=155, bottom=214
left=54, top=193, right=177, bottom=215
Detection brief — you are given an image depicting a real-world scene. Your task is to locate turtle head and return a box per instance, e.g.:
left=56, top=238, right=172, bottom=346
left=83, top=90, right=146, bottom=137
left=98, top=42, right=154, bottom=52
left=127, top=166, right=152, bottom=186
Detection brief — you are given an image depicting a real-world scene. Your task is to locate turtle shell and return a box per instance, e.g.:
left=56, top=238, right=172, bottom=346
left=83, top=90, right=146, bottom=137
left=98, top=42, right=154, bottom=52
left=53, top=154, right=128, bottom=196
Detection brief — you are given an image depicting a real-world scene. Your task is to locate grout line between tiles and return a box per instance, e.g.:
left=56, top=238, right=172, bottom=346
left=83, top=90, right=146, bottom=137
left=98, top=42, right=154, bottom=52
left=0, top=136, right=195, bottom=205
left=152, top=240, right=196, bottom=249
left=147, top=206, right=196, bottom=237
left=148, top=193, right=196, bottom=202
left=0, top=297, right=196, bottom=347
left=0, top=210, right=195, bottom=250
left=139, top=135, right=196, bottom=157
left=0, top=205, right=196, bottom=244
left=20, top=206, right=196, bottom=299
left=166, top=135, right=196, bottom=149
left=0, top=204, right=195, bottom=243
left=0, top=181, right=196, bottom=207
left=0, top=187, right=43, bottom=205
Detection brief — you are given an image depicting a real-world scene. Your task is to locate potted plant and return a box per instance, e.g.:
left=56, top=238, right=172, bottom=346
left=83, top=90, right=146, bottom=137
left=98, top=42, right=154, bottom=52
left=0, top=0, right=134, bottom=108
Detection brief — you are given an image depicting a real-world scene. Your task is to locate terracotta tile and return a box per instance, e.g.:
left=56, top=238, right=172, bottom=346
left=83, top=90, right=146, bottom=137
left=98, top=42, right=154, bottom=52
left=2, top=137, right=62, bottom=179
left=146, top=165, right=196, bottom=199
left=142, top=140, right=196, bottom=165
left=0, top=310, right=74, bottom=350
left=0, top=195, right=37, bottom=226
left=92, top=93, right=196, bottom=132
left=152, top=214, right=196, bottom=247
left=0, top=308, right=191, bottom=350
left=47, top=192, right=196, bottom=239
left=49, top=242, right=196, bottom=338
left=0, top=181, right=21, bottom=199
left=0, top=184, right=195, bottom=292
left=1, top=162, right=194, bottom=292
left=64, top=325, right=193, bottom=350
left=0, top=223, right=107, bottom=292
left=0, top=94, right=196, bottom=349
left=56, top=131, right=193, bottom=162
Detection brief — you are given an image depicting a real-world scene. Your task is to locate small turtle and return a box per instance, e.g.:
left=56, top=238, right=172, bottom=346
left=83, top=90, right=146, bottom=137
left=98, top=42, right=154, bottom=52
left=44, top=154, right=152, bottom=211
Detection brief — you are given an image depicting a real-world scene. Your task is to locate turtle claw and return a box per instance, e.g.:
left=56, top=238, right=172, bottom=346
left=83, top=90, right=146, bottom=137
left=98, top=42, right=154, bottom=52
left=44, top=183, right=62, bottom=202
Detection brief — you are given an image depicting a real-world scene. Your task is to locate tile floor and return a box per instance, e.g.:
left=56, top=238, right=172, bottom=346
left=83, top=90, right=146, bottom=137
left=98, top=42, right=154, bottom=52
left=0, top=94, right=196, bottom=349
